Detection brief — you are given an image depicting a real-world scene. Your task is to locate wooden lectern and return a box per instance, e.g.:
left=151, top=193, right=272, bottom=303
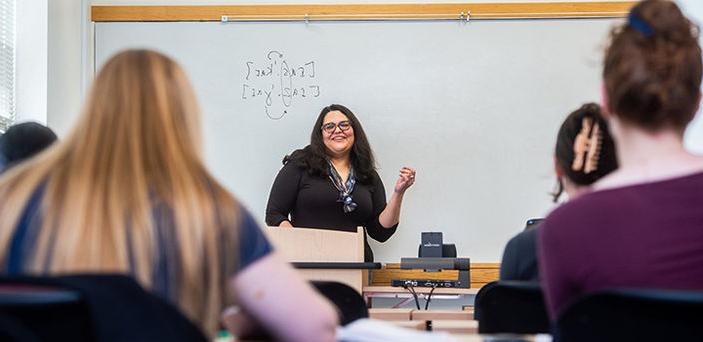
left=263, top=226, right=366, bottom=293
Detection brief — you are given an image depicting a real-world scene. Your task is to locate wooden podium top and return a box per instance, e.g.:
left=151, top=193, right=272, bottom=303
left=263, top=226, right=364, bottom=262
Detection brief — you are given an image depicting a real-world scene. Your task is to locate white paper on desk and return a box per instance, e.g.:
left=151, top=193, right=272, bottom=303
left=337, top=319, right=456, bottom=342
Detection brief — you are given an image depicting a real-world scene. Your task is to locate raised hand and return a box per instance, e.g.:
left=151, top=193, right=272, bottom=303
left=394, top=166, right=416, bottom=194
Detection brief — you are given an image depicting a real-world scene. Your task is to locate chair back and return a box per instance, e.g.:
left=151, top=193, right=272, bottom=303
left=0, top=275, right=207, bottom=342
left=311, top=281, right=368, bottom=325
left=557, top=288, right=703, bottom=342
left=474, top=280, right=549, bottom=334
left=0, top=283, right=93, bottom=341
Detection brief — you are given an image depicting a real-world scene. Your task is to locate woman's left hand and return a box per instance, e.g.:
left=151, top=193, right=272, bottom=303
left=394, top=167, right=416, bottom=194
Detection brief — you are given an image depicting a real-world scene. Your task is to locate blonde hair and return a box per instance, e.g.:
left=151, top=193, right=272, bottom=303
left=0, top=49, right=238, bottom=336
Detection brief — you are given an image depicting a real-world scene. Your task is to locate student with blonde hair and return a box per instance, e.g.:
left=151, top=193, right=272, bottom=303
left=0, top=49, right=337, bottom=341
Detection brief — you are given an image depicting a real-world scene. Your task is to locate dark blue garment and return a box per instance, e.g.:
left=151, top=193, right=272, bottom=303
left=500, top=225, right=540, bottom=282
left=4, top=185, right=272, bottom=303
left=7, top=183, right=47, bottom=275
left=238, top=206, right=274, bottom=270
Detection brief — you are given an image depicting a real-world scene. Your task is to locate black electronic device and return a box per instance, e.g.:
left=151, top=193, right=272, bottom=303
left=391, top=279, right=462, bottom=288
left=524, top=218, right=543, bottom=230
left=401, top=257, right=470, bottom=271
left=400, top=257, right=471, bottom=288
left=418, top=232, right=458, bottom=257
left=420, top=232, right=443, bottom=257
left=418, top=244, right=457, bottom=258
left=406, top=232, right=469, bottom=288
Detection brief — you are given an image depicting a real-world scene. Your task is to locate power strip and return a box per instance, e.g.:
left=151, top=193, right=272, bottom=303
left=391, top=279, right=461, bottom=288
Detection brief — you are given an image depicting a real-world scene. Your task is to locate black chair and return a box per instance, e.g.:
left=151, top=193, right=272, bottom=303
left=557, top=288, right=703, bottom=342
left=474, top=280, right=550, bottom=334
left=0, top=283, right=94, bottom=341
left=311, top=281, right=368, bottom=325
left=0, top=274, right=207, bottom=342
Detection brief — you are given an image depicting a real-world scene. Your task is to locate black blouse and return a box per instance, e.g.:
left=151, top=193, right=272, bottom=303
left=265, top=160, right=397, bottom=261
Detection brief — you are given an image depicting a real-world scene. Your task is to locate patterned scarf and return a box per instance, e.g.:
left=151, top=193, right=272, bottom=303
left=327, top=160, right=357, bottom=213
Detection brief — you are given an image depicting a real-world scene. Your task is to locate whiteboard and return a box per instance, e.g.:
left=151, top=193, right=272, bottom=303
left=95, top=18, right=619, bottom=262
left=679, top=0, right=703, bottom=154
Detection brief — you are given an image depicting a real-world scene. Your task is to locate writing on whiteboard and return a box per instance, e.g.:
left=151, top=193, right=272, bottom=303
left=242, top=51, right=320, bottom=120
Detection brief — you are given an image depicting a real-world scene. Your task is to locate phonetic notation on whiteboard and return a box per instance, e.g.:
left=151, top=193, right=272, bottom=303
left=242, top=50, right=321, bottom=120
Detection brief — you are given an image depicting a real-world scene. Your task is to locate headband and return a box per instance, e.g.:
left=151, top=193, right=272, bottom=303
left=629, top=10, right=654, bottom=37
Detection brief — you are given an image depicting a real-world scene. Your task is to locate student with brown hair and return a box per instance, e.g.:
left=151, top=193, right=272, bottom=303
left=0, top=49, right=337, bottom=341
left=539, top=0, right=703, bottom=319
left=500, top=103, right=617, bottom=282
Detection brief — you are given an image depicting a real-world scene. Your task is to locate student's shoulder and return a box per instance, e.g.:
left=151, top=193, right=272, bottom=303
left=507, top=226, right=537, bottom=249
left=503, top=228, right=537, bottom=264
left=541, top=191, right=617, bottom=241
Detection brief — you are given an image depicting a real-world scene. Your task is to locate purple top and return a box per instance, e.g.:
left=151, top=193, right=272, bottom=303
left=538, top=171, right=703, bottom=319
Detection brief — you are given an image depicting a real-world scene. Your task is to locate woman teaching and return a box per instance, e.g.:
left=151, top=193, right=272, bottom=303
left=266, top=104, right=415, bottom=262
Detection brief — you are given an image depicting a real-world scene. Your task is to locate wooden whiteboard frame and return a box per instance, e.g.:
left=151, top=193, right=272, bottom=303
left=92, top=2, right=636, bottom=22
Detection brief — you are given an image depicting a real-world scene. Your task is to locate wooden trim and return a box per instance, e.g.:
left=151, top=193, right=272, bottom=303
left=92, top=2, right=636, bottom=22
left=371, top=262, right=499, bottom=289
left=471, top=262, right=501, bottom=269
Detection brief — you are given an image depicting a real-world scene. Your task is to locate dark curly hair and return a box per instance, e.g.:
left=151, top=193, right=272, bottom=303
left=284, top=104, right=377, bottom=184
left=552, top=103, right=618, bottom=202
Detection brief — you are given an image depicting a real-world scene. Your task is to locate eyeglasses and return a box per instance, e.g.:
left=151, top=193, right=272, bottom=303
left=321, top=120, right=352, bottom=133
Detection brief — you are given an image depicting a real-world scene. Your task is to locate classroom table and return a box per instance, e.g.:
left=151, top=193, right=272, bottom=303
left=381, top=320, right=550, bottom=341
left=368, top=308, right=413, bottom=320
left=452, top=334, right=548, bottom=342
left=231, top=333, right=546, bottom=342
left=412, top=309, right=474, bottom=321
left=369, top=308, right=474, bottom=321
left=363, top=286, right=479, bottom=308
left=388, top=324, right=549, bottom=341
left=226, top=323, right=550, bottom=342
left=430, top=319, right=479, bottom=334
left=375, top=319, right=478, bottom=333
